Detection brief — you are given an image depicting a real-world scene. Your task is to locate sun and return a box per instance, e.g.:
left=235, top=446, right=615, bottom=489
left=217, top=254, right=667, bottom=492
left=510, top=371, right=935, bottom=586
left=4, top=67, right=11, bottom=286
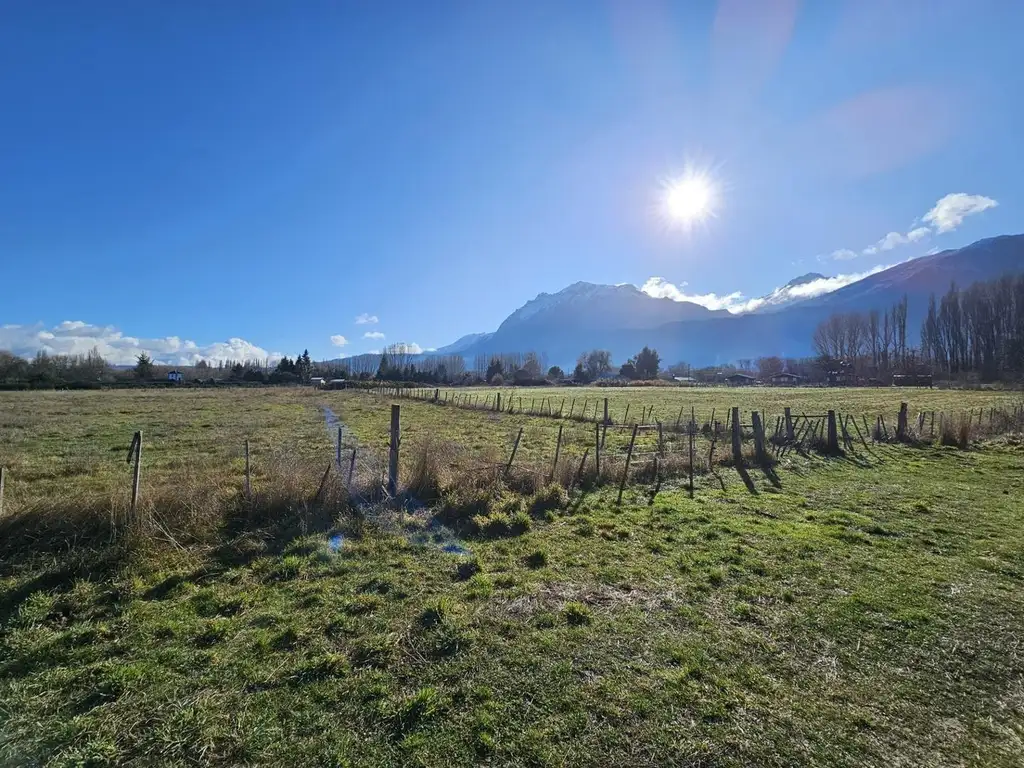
left=660, top=170, right=718, bottom=228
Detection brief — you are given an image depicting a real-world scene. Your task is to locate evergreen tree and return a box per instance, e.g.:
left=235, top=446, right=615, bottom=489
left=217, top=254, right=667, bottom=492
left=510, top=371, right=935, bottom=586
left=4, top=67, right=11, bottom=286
left=634, top=346, right=660, bottom=379
left=135, top=352, right=154, bottom=379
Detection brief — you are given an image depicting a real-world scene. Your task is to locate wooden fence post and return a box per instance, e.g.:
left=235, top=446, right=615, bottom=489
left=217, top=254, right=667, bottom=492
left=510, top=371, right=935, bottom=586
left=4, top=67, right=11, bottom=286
left=731, top=407, right=742, bottom=463
left=689, top=406, right=695, bottom=498
left=569, top=397, right=576, bottom=418
left=505, top=427, right=524, bottom=478
left=897, top=402, right=908, bottom=441
left=624, top=403, right=630, bottom=425
left=550, top=424, right=563, bottom=482
left=752, top=411, right=767, bottom=463
left=827, top=410, right=839, bottom=453
left=128, top=430, right=142, bottom=519
left=347, top=448, right=357, bottom=489
left=618, top=424, right=639, bottom=504
left=573, top=449, right=589, bottom=489
left=387, top=405, right=400, bottom=497
left=784, top=407, right=795, bottom=441
left=594, top=422, right=601, bottom=477
left=434, top=388, right=439, bottom=402
left=496, top=392, right=501, bottom=412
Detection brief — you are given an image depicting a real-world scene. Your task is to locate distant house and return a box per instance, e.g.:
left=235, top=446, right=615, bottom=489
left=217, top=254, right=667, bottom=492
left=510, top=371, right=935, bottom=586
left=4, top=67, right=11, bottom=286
left=167, top=370, right=184, bottom=383
left=769, top=372, right=802, bottom=386
left=724, top=373, right=757, bottom=386
left=673, top=376, right=697, bottom=386
left=327, top=378, right=348, bottom=390
left=310, top=377, right=327, bottom=388
left=892, top=373, right=933, bottom=388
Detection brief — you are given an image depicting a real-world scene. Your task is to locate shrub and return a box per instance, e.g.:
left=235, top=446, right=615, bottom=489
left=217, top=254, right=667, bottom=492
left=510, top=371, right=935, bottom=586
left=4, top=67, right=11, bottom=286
left=530, top=485, right=568, bottom=517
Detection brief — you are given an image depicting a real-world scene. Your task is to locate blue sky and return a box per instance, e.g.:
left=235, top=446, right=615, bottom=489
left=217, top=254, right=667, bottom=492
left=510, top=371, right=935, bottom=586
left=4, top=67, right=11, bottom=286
left=1, top=0, right=1019, bottom=364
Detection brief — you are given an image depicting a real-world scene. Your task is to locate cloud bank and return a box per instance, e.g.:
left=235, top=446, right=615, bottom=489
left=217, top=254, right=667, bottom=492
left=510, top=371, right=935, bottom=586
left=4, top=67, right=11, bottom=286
left=363, top=331, right=385, bottom=340
left=0, top=321, right=281, bottom=366
left=641, top=264, right=891, bottom=314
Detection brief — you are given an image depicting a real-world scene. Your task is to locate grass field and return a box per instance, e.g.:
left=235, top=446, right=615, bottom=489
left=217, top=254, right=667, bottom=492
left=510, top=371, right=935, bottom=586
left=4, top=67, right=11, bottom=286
left=2, top=387, right=1023, bottom=766
left=423, top=384, right=1023, bottom=427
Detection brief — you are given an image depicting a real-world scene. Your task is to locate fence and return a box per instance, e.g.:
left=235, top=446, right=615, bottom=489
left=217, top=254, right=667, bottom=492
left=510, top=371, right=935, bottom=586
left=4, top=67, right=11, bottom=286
left=2, top=397, right=1021, bottom=544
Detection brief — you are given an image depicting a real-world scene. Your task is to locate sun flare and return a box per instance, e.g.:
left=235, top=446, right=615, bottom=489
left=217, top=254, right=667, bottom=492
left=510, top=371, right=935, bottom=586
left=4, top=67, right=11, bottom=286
left=661, top=171, right=717, bottom=228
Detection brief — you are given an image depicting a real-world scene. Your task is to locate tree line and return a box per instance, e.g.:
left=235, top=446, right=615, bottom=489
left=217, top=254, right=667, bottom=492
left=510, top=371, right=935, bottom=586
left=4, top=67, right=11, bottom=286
left=920, top=274, right=1024, bottom=380
left=811, top=272, right=1024, bottom=383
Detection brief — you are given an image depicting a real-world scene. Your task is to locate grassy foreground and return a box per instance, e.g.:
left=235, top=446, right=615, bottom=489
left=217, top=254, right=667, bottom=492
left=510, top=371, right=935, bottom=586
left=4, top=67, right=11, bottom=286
left=3, top=440, right=1024, bottom=765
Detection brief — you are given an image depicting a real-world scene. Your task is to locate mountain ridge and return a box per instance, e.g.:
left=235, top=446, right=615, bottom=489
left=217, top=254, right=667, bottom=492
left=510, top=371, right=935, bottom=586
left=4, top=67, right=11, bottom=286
left=442, top=234, right=1024, bottom=366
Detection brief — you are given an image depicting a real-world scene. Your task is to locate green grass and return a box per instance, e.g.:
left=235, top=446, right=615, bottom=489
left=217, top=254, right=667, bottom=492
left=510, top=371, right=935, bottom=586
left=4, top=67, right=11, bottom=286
left=2, top=388, right=1024, bottom=765
left=422, top=383, right=1021, bottom=427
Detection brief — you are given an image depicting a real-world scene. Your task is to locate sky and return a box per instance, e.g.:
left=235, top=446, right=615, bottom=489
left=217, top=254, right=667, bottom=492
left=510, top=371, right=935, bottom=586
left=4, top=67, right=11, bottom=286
left=1, top=0, right=1020, bottom=365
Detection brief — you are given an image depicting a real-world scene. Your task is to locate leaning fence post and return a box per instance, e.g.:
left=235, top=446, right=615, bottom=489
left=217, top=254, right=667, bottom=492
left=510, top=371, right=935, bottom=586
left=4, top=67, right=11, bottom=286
left=434, top=388, right=439, bottom=402
left=128, top=430, right=142, bottom=519
left=784, top=407, right=795, bottom=441
left=550, top=424, right=563, bottom=482
left=731, top=407, right=742, bottom=463
left=827, top=410, right=839, bottom=453
left=618, top=424, right=639, bottom=504
left=388, top=405, right=400, bottom=497
left=594, top=422, right=601, bottom=477
left=505, top=427, right=524, bottom=479
left=347, top=448, right=357, bottom=489
left=572, top=449, right=589, bottom=489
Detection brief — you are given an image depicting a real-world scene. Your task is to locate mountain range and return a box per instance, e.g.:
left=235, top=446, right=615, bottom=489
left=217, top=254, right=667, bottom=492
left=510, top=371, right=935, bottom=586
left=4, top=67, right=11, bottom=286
left=325, top=234, right=1020, bottom=371
left=424, top=234, right=1024, bottom=368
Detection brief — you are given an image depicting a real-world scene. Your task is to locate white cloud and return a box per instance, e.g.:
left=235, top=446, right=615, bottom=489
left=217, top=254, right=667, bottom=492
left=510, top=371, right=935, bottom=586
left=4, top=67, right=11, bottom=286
left=329, top=335, right=349, bottom=347
left=831, top=249, right=860, bottom=261
left=922, top=193, right=998, bottom=233
left=640, top=277, right=744, bottom=311
left=355, top=313, right=379, bottom=325
left=862, top=230, right=911, bottom=255
left=641, top=264, right=891, bottom=315
left=363, top=331, right=385, bottom=340
left=0, top=321, right=282, bottom=366
left=388, top=342, right=423, bottom=355
left=907, top=226, right=930, bottom=242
